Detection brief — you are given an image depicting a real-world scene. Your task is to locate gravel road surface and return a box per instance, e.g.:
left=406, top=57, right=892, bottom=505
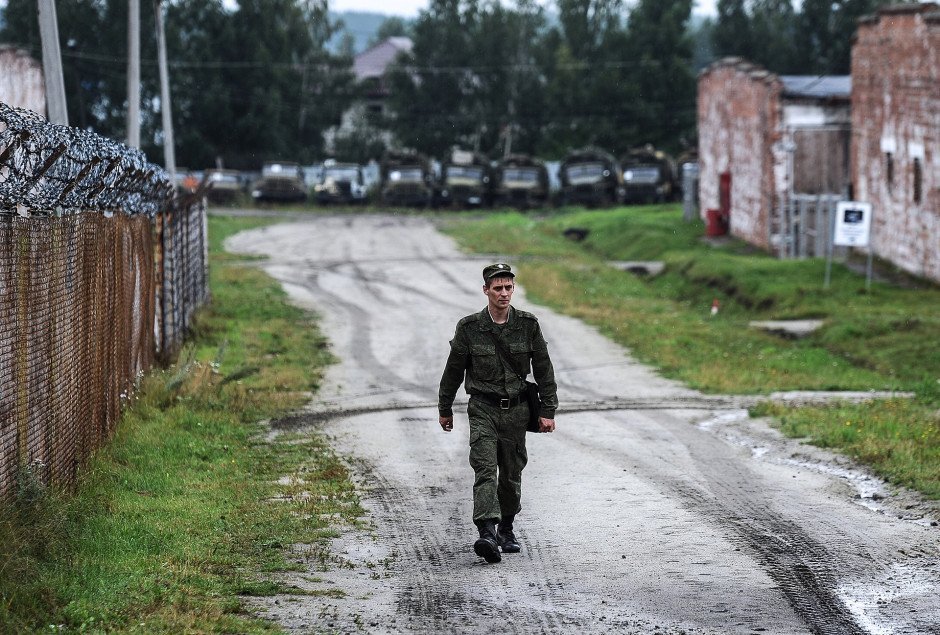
left=226, top=213, right=939, bottom=635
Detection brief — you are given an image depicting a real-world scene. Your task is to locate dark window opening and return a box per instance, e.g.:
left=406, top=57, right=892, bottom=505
left=886, top=152, right=894, bottom=191
left=913, top=158, right=922, bottom=204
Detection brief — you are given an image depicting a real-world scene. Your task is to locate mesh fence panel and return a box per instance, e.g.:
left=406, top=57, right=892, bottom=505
left=0, top=102, right=208, bottom=498
left=156, top=197, right=209, bottom=359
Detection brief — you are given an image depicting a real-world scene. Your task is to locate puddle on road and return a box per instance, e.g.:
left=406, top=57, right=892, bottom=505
left=839, top=563, right=940, bottom=635
left=694, top=410, right=939, bottom=528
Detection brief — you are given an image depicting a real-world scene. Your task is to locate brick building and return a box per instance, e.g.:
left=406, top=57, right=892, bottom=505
left=697, top=58, right=851, bottom=253
left=852, top=3, right=939, bottom=284
left=0, top=46, right=46, bottom=115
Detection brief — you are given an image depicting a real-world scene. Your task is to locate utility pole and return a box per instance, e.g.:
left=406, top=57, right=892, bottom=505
left=37, top=0, right=68, bottom=125
left=154, top=0, right=176, bottom=188
left=127, top=0, right=141, bottom=148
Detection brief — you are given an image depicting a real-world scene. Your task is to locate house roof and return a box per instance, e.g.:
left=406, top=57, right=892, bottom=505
left=780, top=75, right=851, bottom=100
left=353, top=37, right=413, bottom=82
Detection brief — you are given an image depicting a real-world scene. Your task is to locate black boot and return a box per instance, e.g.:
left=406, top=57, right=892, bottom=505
left=473, top=519, right=501, bottom=563
left=497, top=517, right=521, bottom=553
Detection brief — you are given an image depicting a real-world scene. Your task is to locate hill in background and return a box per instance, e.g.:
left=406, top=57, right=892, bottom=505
left=329, top=11, right=410, bottom=54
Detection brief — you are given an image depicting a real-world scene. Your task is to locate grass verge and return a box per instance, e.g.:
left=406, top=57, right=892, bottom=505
left=0, top=214, right=360, bottom=633
left=443, top=205, right=940, bottom=498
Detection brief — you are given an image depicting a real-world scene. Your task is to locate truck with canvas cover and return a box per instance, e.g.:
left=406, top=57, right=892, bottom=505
left=251, top=161, right=307, bottom=203
left=315, top=160, right=367, bottom=205
left=494, top=154, right=549, bottom=209
left=438, top=149, right=493, bottom=208
left=559, top=147, right=623, bottom=207
left=620, top=145, right=678, bottom=204
left=380, top=150, right=433, bottom=207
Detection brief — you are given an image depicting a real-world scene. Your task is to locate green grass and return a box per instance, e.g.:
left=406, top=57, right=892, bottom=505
left=0, top=214, right=359, bottom=633
left=443, top=205, right=940, bottom=498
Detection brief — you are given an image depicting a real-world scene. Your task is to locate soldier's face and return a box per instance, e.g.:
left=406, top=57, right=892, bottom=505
left=484, top=277, right=514, bottom=310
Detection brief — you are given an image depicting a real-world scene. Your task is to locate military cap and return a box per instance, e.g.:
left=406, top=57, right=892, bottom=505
left=483, top=262, right=515, bottom=281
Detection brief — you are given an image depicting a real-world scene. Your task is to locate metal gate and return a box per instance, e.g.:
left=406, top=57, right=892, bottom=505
left=773, top=193, right=842, bottom=259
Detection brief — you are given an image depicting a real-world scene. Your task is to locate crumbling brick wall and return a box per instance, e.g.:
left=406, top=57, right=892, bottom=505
left=852, top=4, right=940, bottom=283
left=698, top=59, right=783, bottom=250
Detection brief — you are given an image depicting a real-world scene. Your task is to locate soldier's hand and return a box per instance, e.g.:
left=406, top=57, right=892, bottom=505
left=538, top=417, right=555, bottom=433
left=439, top=416, right=454, bottom=432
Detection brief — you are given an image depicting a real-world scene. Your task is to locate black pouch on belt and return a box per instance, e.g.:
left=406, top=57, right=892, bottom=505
left=487, top=333, right=543, bottom=433
left=522, top=380, right=542, bottom=433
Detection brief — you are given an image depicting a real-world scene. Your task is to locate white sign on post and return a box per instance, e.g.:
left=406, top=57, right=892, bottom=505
left=833, top=201, right=872, bottom=247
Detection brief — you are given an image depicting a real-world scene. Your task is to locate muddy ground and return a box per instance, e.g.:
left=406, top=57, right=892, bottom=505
left=225, top=213, right=939, bottom=635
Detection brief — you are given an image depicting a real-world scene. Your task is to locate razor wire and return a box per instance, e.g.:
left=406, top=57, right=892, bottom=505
left=0, top=102, right=172, bottom=217
left=0, top=102, right=208, bottom=499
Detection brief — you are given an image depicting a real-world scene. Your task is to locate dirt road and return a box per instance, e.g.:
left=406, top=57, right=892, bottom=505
left=226, top=213, right=939, bottom=635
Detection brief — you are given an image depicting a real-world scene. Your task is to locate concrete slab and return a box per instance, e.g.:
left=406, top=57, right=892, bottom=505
left=607, top=260, right=666, bottom=277
left=749, top=319, right=825, bottom=338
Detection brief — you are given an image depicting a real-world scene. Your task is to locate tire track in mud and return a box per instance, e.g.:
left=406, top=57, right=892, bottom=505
left=300, top=268, right=434, bottom=401
left=345, top=435, right=567, bottom=634
left=674, top=484, right=865, bottom=635
left=562, top=412, right=866, bottom=635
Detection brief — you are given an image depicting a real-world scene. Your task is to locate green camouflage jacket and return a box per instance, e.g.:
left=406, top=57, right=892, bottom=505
left=438, top=306, right=558, bottom=419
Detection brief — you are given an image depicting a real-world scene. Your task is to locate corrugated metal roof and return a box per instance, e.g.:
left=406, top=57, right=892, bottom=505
left=780, top=75, right=851, bottom=100
left=353, top=37, right=413, bottom=81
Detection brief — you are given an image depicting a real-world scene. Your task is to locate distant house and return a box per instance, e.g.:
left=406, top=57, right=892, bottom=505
left=324, top=37, right=413, bottom=157
left=697, top=58, right=851, bottom=254
left=0, top=46, right=46, bottom=115
left=353, top=37, right=413, bottom=105
left=851, top=3, right=939, bottom=284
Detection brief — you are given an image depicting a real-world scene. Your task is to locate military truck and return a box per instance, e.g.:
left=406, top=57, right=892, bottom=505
left=620, top=145, right=679, bottom=204
left=494, top=154, right=550, bottom=209
left=380, top=150, right=434, bottom=207
left=437, top=149, right=494, bottom=208
left=559, top=147, right=623, bottom=207
left=251, top=161, right=307, bottom=203
left=314, top=160, right=367, bottom=205
left=205, top=169, right=244, bottom=204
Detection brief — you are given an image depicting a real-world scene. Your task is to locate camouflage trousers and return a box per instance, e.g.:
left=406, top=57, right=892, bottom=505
left=467, top=397, right=529, bottom=522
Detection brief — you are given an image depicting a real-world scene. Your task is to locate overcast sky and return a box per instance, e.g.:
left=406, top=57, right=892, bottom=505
left=329, top=0, right=719, bottom=17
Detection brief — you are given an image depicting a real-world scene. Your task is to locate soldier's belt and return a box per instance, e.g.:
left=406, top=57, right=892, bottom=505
left=472, top=392, right=526, bottom=410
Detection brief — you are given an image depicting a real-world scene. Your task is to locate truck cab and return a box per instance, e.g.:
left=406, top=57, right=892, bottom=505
left=559, top=147, right=623, bottom=207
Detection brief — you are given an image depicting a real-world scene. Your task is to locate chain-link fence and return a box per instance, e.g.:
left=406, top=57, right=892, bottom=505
left=0, top=102, right=208, bottom=499
left=156, top=194, right=209, bottom=360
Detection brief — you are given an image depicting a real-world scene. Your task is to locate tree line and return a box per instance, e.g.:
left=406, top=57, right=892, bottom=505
left=0, top=0, right=907, bottom=170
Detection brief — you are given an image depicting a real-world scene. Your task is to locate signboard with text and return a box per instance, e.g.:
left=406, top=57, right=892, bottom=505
left=833, top=201, right=872, bottom=247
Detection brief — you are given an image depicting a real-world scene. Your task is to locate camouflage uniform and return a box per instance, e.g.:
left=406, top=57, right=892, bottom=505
left=439, top=305, right=558, bottom=522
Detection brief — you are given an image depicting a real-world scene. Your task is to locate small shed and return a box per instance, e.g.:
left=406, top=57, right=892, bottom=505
left=852, top=3, right=939, bottom=284
left=697, top=58, right=851, bottom=255
left=0, top=46, right=46, bottom=115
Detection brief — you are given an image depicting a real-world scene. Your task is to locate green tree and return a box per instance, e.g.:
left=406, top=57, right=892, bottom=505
left=622, top=0, right=696, bottom=153
left=1, top=0, right=153, bottom=137
left=1, top=0, right=353, bottom=169
left=385, top=0, right=547, bottom=158
left=712, top=0, right=754, bottom=61
left=748, top=0, right=800, bottom=73
left=795, top=0, right=897, bottom=74
left=385, top=0, right=473, bottom=157
left=370, top=16, right=410, bottom=46
left=538, top=0, right=630, bottom=157
left=216, top=0, right=353, bottom=168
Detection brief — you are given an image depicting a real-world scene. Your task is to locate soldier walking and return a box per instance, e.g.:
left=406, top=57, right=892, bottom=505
left=438, top=263, right=558, bottom=563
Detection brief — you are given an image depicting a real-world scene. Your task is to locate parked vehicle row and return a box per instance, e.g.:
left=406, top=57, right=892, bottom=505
left=200, top=144, right=689, bottom=210
left=379, top=145, right=683, bottom=209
